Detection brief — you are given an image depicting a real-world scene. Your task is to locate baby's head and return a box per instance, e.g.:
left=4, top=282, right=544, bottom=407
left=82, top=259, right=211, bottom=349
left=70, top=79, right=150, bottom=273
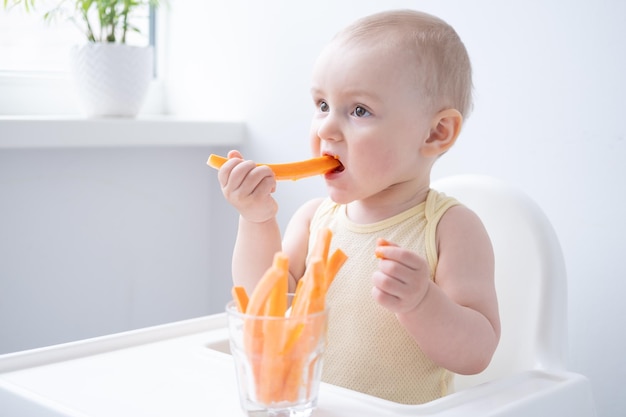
left=310, top=10, right=471, bottom=196
left=328, top=9, right=472, bottom=118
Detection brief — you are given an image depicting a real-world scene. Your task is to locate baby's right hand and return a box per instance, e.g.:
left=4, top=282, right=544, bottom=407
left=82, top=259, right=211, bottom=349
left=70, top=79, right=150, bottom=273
left=216, top=150, right=278, bottom=223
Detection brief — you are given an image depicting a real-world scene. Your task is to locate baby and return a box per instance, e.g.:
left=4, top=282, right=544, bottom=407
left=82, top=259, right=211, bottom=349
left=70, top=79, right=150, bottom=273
left=216, top=9, right=500, bottom=404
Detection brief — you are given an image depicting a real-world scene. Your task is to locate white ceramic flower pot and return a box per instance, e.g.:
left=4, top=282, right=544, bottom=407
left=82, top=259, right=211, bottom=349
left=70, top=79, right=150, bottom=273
left=70, top=43, right=153, bottom=118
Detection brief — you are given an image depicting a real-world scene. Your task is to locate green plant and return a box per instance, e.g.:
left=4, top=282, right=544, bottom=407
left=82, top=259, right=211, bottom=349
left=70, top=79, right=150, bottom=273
left=3, top=0, right=161, bottom=43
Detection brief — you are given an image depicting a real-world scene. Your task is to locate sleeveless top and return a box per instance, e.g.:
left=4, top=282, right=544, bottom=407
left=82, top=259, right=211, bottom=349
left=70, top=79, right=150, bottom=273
left=307, top=189, right=459, bottom=404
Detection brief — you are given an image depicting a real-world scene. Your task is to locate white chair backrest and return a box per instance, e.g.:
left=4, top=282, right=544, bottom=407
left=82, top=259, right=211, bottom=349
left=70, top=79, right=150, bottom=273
left=431, top=175, right=568, bottom=392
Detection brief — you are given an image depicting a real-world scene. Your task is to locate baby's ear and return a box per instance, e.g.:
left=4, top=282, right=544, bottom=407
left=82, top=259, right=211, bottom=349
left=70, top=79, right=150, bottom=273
left=421, top=109, right=463, bottom=157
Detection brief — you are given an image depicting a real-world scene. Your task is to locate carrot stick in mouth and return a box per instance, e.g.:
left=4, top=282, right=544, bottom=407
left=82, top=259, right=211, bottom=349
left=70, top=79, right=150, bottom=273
left=207, top=154, right=342, bottom=181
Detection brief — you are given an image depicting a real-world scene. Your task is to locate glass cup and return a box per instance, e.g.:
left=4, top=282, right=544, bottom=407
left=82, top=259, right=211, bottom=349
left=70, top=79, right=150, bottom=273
left=226, top=296, right=328, bottom=417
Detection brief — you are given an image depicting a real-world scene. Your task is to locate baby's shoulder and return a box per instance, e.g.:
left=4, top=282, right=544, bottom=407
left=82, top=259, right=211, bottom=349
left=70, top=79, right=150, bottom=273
left=289, top=197, right=328, bottom=228
left=437, top=203, right=491, bottom=250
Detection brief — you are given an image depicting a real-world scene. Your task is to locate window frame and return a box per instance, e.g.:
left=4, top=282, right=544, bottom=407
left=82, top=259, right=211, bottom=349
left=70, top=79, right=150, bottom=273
left=0, top=5, right=164, bottom=116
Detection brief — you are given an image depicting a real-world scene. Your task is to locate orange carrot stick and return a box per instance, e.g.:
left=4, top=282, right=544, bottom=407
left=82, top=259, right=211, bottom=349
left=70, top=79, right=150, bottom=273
left=280, top=321, right=305, bottom=355
left=242, top=252, right=289, bottom=402
left=297, top=260, right=328, bottom=400
left=311, top=227, right=333, bottom=266
left=231, top=286, right=249, bottom=313
left=289, top=257, right=323, bottom=318
left=246, top=253, right=289, bottom=316
left=283, top=246, right=335, bottom=402
left=282, top=324, right=314, bottom=403
left=323, top=248, right=347, bottom=291
left=290, top=278, right=305, bottom=314
left=374, top=237, right=395, bottom=259
left=259, top=255, right=289, bottom=404
left=207, top=154, right=341, bottom=181
left=281, top=258, right=326, bottom=404
left=230, top=236, right=348, bottom=406
left=306, top=259, right=327, bottom=314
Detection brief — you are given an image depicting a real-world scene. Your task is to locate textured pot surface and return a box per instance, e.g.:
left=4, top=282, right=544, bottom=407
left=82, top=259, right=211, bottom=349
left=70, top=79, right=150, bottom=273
left=71, top=44, right=153, bottom=117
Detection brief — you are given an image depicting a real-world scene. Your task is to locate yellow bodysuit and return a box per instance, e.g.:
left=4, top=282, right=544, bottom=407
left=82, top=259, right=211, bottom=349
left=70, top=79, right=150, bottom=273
left=307, top=189, right=459, bottom=404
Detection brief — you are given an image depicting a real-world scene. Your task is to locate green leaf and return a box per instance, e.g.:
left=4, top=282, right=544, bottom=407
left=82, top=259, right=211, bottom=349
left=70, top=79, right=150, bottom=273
left=4, top=0, right=164, bottom=44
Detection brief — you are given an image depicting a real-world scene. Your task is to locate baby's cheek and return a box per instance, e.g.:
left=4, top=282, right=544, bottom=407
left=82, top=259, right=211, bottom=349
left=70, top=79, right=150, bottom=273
left=308, top=127, right=322, bottom=155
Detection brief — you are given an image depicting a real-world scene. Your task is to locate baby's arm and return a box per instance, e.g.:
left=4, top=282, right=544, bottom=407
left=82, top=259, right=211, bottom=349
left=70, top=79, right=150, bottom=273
left=217, top=150, right=282, bottom=295
left=217, top=150, right=322, bottom=294
left=281, top=198, right=326, bottom=289
left=232, top=197, right=323, bottom=295
left=373, top=205, right=500, bottom=375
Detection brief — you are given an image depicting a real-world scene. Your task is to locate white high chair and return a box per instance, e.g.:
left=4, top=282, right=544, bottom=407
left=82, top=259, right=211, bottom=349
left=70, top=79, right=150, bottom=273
left=422, top=174, right=597, bottom=416
left=0, top=175, right=597, bottom=417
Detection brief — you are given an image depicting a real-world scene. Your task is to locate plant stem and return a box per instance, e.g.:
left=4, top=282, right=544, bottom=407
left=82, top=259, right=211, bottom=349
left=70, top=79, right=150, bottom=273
left=121, top=0, right=130, bottom=43
left=79, top=3, right=96, bottom=42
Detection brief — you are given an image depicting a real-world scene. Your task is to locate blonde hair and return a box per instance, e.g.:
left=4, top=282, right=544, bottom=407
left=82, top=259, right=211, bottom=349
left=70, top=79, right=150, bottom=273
left=333, top=10, right=473, bottom=118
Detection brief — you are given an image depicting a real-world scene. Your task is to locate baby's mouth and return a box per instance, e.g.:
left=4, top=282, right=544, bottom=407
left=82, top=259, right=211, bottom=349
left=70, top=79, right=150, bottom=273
left=332, top=161, right=345, bottom=173
left=325, top=154, right=344, bottom=173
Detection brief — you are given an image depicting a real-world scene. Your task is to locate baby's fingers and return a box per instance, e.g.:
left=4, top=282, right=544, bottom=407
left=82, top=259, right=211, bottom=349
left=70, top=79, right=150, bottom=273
left=371, top=269, right=404, bottom=296
left=374, top=238, right=396, bottom=259
left=226, top=162, right=275, bottom=199
left=227, top=149, right=243, bottom=159
left=217, top=157, right=249, bottom=189
left=216, top=150, right=249, bottom=188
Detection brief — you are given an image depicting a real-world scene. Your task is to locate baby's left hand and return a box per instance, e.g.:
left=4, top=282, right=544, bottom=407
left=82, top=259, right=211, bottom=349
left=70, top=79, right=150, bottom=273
left=371, top=238, right=431, bottom=314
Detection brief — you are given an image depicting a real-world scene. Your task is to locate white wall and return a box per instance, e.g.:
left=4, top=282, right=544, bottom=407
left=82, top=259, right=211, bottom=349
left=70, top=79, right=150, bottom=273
left=0, top=146, right=238, bottom=352
left=166, top=1, right=624, bottom=415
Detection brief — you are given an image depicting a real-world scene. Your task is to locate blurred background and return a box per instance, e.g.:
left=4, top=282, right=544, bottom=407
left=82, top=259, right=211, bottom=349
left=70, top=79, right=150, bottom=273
left=1, top=1, right=624, bottom=416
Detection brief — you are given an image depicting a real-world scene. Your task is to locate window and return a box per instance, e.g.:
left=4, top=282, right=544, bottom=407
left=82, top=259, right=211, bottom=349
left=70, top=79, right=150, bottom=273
left=0, top=2, right=158, bottom=115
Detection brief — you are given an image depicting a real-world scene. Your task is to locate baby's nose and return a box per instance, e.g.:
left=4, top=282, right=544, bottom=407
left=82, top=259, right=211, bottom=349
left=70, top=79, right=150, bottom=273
left=316, top=113, right=343, bottom=142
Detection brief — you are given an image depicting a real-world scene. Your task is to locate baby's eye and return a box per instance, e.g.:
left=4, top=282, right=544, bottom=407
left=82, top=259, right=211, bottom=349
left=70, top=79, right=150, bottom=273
left=318, top=101, right=329, bottom=112
left=352, top=106, right=371, bottom=118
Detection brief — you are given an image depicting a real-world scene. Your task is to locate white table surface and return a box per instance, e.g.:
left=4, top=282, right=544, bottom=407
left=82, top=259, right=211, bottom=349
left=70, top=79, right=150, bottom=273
left=0, top=314, right=596, bottom=417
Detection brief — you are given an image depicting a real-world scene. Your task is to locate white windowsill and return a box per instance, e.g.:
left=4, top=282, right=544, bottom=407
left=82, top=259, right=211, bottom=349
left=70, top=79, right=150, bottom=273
left=0, top=116, right=246, bottom=148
